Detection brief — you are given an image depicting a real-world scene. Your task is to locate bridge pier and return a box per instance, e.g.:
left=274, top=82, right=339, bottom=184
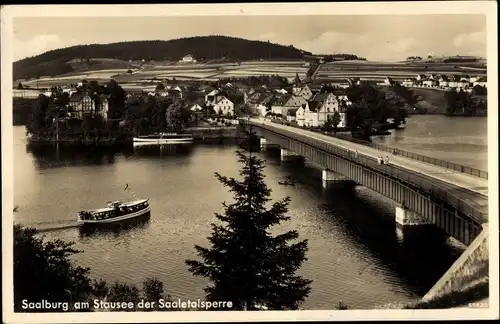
left=280, top=148, right=303, bottom=162
left=321, top=169, right=354, bottom=189
left=395, top=205, right=432, bottom=227
left=260, top=138, right=280, bottom=150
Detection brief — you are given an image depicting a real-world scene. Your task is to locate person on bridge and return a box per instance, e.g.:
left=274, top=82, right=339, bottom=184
left=355, top=150, right=359, bottom=158
left=385, top=156, right=390, bottom=164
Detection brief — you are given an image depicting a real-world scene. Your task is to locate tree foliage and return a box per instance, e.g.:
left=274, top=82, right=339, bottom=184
left=445, top=89, right=486, bottom=117
left=218, top=75, right=290, bottom=89
left=323, top=111, right=341, bottom=133
left=14, top=224, right=93, bottom=312
left=166, top=100, right=189, bottom=132
left=186, top=129, right=312, bottom=310
left=345, top=84, right=407, bottom=138
left=24, top=78, right=194, bottom=141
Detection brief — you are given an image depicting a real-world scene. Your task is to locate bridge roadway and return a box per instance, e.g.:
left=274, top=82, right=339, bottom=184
left=248, top=119, right=489, bottom=222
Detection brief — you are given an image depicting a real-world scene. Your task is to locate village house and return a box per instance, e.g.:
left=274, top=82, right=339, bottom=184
left=255, top=94, right=274, bottom=116
left=383, top=77, right=395, bottom=86
left=61, top=86, right=78, bottom=97
left=416, top=74, right=426, bottom=81
left=295, top=104, right=307, bottom=126
left=303, top=101, right=321, bottom=127
left=179, top=54, right=197, bottom=64
left=155, top=89, right=169, bottom=97
left=67, top=93, right=109, bottom=120
left=457, top=78, right=471, bottom=89
left=460, top=75, right=470, bottom=83
left=213, top=96, right=234, bottom=116
left=473, top=76, right=487, bottom=88
left=422, top=78, right=438, bottom=87
left=247, top=92, right=272, bottom=113
left=469, top=76, right=482, bottom=83
left=189, top=103, right=203, bottom=112
left=448, top=76, right=461, bottom=88
left=292, top=85, right=313, bottom=100
left=205, top=89, right=222, bottom=105
left=276, top=88, right=288, bottom=94
left=438, top=75, right=450, bottom=88
left=307, top=93, right=349, bottom=127
left=270, top=94, right=308, bottom=118
left=286, top=108, right=298, bottom=122
left=402, top=78, right=415, bottom=87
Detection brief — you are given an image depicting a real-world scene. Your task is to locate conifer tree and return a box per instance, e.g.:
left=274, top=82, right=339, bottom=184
left=186, top=128, right=312, bottom=310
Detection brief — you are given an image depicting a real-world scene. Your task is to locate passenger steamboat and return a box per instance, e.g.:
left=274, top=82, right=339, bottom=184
left=77, top=199, right=151, bottom=225
left=133, top=132, right=194, bottom=145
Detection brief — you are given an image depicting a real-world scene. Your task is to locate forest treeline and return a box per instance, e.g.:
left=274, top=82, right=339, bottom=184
left=13, top=36, right=312, bottom=81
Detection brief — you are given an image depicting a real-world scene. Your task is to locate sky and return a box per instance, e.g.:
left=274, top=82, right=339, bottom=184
left=12, top=14, right=487, bottom=62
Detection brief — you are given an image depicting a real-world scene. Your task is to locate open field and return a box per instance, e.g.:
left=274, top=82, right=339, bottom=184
left=316, top=61, right=487, bottom=82
left=18, top=59, right=486, bottom=91
left=18, top=60, right=309, bottom=88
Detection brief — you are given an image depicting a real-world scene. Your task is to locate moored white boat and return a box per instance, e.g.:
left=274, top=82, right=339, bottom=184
left=77, top=199, right=151, bottom=225
left=133, top=132, right=193, bottom=145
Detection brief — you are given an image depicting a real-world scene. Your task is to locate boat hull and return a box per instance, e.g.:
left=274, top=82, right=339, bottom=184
left=78, top=206, right=152, bottom=225
left=133, top=137, right=193, bottom=144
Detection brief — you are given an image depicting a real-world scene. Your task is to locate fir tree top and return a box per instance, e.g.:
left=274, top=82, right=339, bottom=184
left=186, top=127, right=312, bottom=310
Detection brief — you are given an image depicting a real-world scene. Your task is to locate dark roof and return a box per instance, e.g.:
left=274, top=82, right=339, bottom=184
left=167, top=89, right=181, bottom=96
left=259, top=94, right=274, bottom=105
left=307, top=101, right=321, bottom=112
left=69, top=93, right=86, bottom=102
left=248, top=92, right=261, bottom=102
left=271, top=94, right=292, bottom=106
left=311, top=92, right=329, bottom=103
left=287, top=108, right=298, bottom=116
left=440, top=75, right=449, bottom=81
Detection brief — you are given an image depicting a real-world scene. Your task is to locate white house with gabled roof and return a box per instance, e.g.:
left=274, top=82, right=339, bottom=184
left=213, top=96, right=234, bottom=116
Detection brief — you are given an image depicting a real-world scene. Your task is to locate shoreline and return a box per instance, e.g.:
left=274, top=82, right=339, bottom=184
left=24, top=126, right=240, bottom=146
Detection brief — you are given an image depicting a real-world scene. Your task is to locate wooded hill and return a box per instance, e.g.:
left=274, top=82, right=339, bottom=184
left=13, top=35, right=312, bottom=81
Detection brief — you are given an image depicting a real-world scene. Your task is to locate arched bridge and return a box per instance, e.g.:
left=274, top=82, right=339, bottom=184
left=238, top=118, right=488, bottom=246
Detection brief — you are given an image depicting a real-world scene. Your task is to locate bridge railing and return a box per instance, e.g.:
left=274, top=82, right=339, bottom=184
left=262, top=119, right=488, bottom=180
left=332, top=133, right=488, bottom=180
left=242, top=120, right=486, bottom=224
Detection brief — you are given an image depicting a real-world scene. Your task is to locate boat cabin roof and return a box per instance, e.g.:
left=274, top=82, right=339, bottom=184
left=121, top=199, right=148, bottom=207
left=87, top=199, right=148, bottom=214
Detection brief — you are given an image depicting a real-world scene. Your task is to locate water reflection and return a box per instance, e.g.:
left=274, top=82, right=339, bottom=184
left=26, top=143, right=120, bottom=169
left=25, top=143, right=199, bottom=168
left=262, top=148, right=464, bottom=296
left=130, top=144, right=194, bottom=159
left=79, top=213, right=151, bottom=238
